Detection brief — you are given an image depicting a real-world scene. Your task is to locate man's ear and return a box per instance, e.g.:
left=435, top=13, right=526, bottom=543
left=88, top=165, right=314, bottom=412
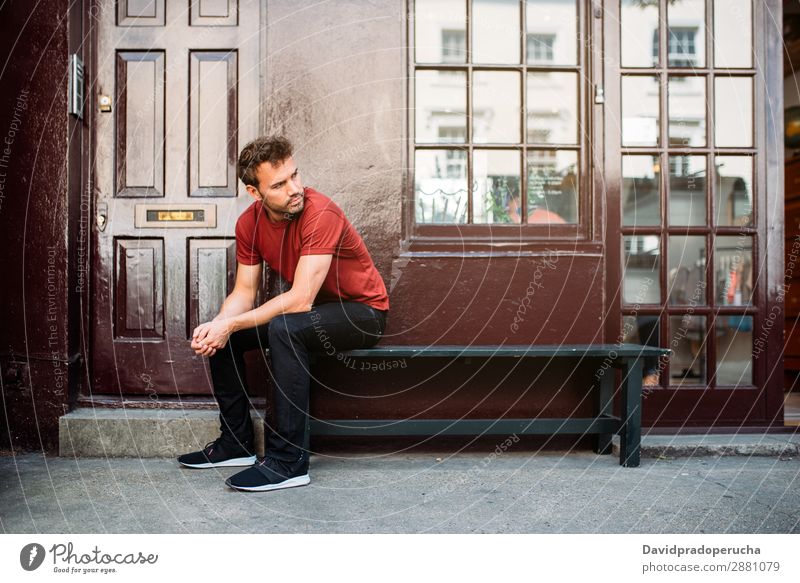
left=245, top=184, right=261, bottom=201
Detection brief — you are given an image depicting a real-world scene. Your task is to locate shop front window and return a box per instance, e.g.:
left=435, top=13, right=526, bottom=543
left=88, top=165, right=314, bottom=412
left=413, top=0, right=582, bottom=228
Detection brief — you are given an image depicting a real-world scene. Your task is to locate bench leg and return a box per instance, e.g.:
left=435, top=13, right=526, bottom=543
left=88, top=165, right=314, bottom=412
left=619, top=357, right=643, bottom=467
left=593, top=365, right=615, bottom=455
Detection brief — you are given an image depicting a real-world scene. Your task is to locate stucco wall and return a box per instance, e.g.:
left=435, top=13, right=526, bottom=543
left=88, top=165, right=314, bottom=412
left=264, top=0, right=404, bottom=277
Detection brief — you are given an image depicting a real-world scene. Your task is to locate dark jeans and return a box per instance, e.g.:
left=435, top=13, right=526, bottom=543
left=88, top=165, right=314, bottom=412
left=208, top=301, right=387, bottom=463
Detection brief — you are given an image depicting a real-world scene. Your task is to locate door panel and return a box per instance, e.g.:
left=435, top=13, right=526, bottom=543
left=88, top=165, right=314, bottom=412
left=187, top=239, right=237, bottom=337
left=190, top=0, right=238, bottom=27
left=189, top=51, right=238, bottom=198
left=115, top=238, right=164, bottom=339
left=93, top=0, right=261, bottom=395
left=118, top=0, right=166, bottom=27
left=115, top=51, right=165, bottom=198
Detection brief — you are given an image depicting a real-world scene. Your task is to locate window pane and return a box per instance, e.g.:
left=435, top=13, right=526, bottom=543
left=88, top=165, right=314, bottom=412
left=415, top=149, right=468, bottom=223
left=668, top=76, right=706, bottom=147
left=526, top=0, right=577, bottom=66
left=714, top=235, right=753, bottom=306
left=415, top=0, right=467, bottom=63
left=667, top=0, right=706, bottom=68
left=622, top=76, right=659, bottom=146
left=623, top=236, right=661, bottom=304
left=622, top=155, right=660, bottom=227
left=473, top=0, right=520, bottom=64
left=714, top=76, right=753, bottom=148
left=669, top=315, right=707, bottom=385
left=714, top=0, right=752, bottom=69
left=526, top=150, right=577, bottom=223
left=415, top=70, right=467, bottom=144
left=715, top=156, right=753, bottom=227
left=473, top=149, right=520, bottom=224
left=715, top=315, right=753, bottom=385
left=623, top=315, right=664, bottom=384
left=527, top=71, right=578, bottom=145
left=668, top=236, right=707, bottom=306
left=473, top=71, right=521, bottom=143
left=620, top=0, right=659, bottom=68
left=669, top=155, right=706, bottom=226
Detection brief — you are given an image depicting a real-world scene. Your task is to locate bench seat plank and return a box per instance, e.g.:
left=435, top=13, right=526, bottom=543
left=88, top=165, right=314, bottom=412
left=340, top=344, right=670, bottom=358
left=310, top=416, right=621, bottom=436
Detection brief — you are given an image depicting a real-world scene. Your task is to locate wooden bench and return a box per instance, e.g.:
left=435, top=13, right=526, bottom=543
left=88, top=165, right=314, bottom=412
left=305, top=344, right=671, bottom=467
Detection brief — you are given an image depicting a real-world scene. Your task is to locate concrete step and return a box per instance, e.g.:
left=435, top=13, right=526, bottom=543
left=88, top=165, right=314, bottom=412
left=613, top=432, right=800, bottom=459
left=59, top=408, right=266, bottom=458
left=60, top=408, right=800, bottom=460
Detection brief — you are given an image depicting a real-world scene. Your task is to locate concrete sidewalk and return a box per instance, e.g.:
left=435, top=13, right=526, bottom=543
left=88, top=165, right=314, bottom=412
left=1, top=449, right=798, bottom=534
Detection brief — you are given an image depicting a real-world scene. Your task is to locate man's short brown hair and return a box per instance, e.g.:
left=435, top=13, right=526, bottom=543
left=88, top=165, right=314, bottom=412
left=237, top=136, right=294, bottom=187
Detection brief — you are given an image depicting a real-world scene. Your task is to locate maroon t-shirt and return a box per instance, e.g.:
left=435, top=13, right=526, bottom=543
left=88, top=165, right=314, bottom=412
left=235, top=187, right=389, bottom=311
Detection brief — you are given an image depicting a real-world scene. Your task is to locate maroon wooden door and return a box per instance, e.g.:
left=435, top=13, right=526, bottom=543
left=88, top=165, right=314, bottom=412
left=92, top=0, right=261, bottom=396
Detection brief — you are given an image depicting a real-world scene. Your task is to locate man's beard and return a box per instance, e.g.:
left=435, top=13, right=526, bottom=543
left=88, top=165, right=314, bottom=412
left=282, top=194, right=305, bottom=220
left=262, top=192, right=304, bottom=220
left=283, top=208, right=302, bottom=220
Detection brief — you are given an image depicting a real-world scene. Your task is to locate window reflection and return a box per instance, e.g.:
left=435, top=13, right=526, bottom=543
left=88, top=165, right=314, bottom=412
left=441, top=29, right=467, bottom=63
left=526, top=150, right=577, bottom=223
left=415, top=0, right=467, bottom=64
left=715, top=156, right=753, bottom=227
left=473, top=71, right=521, bottom=143
left=623, top=315, right=664, bottom=385
left=714, top=235, right=753, bottom=306
left=664, top=27, right=701, bottom=68
left=415, top=149, right=468, bottom=223
left=714, top=0, right=752, bottom=69
left=623, top=235, right=661, bottom=304
left=622, top=76, right=659, bottom=147
left=667, top=0, right=706, bottom=68
left=525, top=0, right=577, bottom=66
left=415, top=70, right=467, bottom=144
left=527, top=72, right=578, bottom=145
left=714, top=76, right=753, bottom=148
left=668, top=155, right=706, bottom=226
left=715, top=315, right=753, bottom=385
left=527, top=33, right=555, bottom=64
left=668, top=236, right=707, bottom=306
left=669, top=315, right=707, bottom=385
left=621, top=0, right=659, bottom=68
left=473, top=0, right=520, bottom=64
left=413, top=0, right=585, bottom=227
left=668, top=76, right=706, bottom=147
left=622, top=155, right=660, bottom=227
left=473, top=150, right=520, bottom=224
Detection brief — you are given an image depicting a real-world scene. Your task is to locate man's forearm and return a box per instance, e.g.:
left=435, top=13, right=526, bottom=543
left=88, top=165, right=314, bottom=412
left=227, top=290, right=311, bottom=332
left=213, top=291, right=256, bottom=322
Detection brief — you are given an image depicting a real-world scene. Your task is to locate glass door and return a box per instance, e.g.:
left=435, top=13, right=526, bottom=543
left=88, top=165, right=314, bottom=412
left=606, top=0, right=776, bottom=426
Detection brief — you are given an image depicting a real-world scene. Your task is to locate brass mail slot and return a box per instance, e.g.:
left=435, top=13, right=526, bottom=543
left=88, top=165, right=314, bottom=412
left=135, top=204, right=216, bottom=228
left=148, top=210, right=204, bottom=222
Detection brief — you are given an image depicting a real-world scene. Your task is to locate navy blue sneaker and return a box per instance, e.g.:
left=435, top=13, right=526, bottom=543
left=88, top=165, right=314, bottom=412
left=177, top=438, right=256, bottom=469
left=225, top=453, right=310, bottom=492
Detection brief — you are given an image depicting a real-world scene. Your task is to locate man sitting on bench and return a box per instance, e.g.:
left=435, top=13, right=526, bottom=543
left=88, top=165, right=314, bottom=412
left=179, top=135, right=390, bottom=492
